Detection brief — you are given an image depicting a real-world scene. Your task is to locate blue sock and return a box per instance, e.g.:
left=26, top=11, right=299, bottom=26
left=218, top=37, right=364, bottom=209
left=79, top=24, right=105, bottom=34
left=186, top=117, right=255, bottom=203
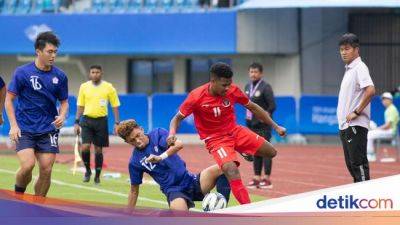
left=216, top=175, right=231, bottom=202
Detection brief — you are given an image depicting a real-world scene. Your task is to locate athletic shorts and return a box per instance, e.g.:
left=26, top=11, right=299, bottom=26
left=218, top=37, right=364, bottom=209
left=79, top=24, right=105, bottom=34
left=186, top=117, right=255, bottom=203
left=205, top=125, right=265, bottom=168
left=166, top=173, right=204, bottom=209
left=16, top=131, right=59, bottom=153
left=80, top=116, right=109, bottom=147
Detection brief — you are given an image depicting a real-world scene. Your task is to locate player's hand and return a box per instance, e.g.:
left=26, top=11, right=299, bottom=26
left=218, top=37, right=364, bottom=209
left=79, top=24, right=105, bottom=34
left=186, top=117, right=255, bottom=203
left=145, top=154, right=162, bottom=163
left=52, top=116, right=65, bottom=129
left=167, top=134, right=177, bottom=146
left=74, top=124, right=81, bottom=135
left=0, top=114, right=3, bottom=125
left=275, top=125, right=287, bottom=137
left=346, top=112, right=358, bottom=123
left=113, top=124, right=119, bottom=135
left=9, top=125, right=21, bottom=143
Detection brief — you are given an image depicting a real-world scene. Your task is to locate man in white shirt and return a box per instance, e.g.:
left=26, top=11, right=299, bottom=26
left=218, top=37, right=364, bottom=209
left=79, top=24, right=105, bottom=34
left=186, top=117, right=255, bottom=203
left=367, top=92, right=399, bottom=162
left=337, top=33, right=376, bottom=183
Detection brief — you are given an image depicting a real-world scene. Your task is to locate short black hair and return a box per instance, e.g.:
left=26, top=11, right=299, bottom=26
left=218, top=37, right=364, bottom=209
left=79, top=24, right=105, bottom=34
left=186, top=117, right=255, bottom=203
left=210, top=62, right=233, bottom=79
left=339, top=33, right=360, bottom=48
left=249, top=62, right=263, bottom=73
left=89, top=65, right=102, bottom=71
left=34, top=31, right=60, bottom=50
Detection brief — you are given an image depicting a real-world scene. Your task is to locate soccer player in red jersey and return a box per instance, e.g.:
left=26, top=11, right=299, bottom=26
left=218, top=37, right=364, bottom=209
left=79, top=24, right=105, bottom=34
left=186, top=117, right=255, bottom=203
left=168, top=62, right=286, bottom=205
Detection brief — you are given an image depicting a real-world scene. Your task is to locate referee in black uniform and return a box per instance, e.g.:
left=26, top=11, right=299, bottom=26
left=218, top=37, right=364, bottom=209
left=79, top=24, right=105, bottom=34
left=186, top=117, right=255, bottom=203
left=244, top=62, right=276, bottom=189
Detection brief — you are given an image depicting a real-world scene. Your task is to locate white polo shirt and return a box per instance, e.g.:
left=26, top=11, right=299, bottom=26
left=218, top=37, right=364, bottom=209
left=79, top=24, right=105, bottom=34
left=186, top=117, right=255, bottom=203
left=337, top=57, right=374, bottom=130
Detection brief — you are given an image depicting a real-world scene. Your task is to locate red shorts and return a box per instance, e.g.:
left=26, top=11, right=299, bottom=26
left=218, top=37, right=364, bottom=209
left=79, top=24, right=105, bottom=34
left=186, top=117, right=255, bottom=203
left=204, top=125, right=266, bottom=168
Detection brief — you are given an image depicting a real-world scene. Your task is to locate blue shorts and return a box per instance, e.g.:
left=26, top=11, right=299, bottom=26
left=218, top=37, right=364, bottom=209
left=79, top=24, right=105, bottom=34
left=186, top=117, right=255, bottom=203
left=166, top=173, right=205, bottom=209
left=16, top=131, right=60, bottom=153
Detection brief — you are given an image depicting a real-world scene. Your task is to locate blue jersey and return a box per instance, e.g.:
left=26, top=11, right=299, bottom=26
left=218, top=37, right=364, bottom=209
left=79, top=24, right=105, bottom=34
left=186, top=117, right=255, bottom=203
left=8, top=62, right=69, bottom=133
left=0, top=76, right=5, bottom=89
left=129, top=128, right=195, bottom=195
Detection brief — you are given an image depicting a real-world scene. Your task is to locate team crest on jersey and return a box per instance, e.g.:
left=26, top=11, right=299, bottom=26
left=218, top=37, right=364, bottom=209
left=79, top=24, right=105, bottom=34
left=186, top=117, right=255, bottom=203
left=154, top=146, right=159, bottom=153
left=52, top=77, right=59, bottom=84
left=254, top=90, right=261, bottom=97
left=222, top=99, right=231, bottom=107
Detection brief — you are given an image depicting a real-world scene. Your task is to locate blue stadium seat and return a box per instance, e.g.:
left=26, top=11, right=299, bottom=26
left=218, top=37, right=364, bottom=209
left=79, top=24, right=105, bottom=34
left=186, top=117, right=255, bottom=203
left=42, top=0, right=59, bottom=12
left=172, top=0, right=185, bottom=10
left=32, top=0, right=44, bottom=13
left=109, top=0, right=127, bottom=13
left=0, top=0, right=5, bottom=13
left=186, top=0, right=198, bottom=8
left=127, top=0, right=141, bottom=12
left=143, top=0, right=157, bottom=12
left=15, top=0, right=32, bottom=14
left=159, top=0, right=172, bottom=11
left=91, top=0, right=105, bottom=13
left=3, top=0, right=17, bottom=14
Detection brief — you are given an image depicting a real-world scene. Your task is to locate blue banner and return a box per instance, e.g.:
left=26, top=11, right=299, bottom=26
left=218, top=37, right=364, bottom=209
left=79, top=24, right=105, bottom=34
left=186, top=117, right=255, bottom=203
left=151, top=93, right=196, bottom=133
left=299, top=95, right=338, bottom=135
left=0, top=11, right=236, bottom=55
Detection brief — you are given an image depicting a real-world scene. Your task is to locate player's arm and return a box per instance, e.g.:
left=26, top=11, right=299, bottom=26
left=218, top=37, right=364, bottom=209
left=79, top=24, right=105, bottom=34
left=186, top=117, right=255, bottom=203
left=126, top=184, right=140, bottom=213
left=5, top=92, right=21, bottom=142
left=109, top=85, right=121, bottom=134
left=0, top=85, right=6, bottom=125
left=146, top=139, right=184, bottom=163
left=74, top=106, right=84, bottom=135
left=53, top=100, right=68, bottom=129
left=168, top=113, right=185, bottom=145
left=245, top=101, right=286, bottom=136
left=346, top=85, right=375, bottom=123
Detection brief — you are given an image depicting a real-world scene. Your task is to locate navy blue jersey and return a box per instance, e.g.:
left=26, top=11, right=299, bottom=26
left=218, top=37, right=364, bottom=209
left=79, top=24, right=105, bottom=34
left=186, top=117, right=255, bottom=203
left=129, top=128, right=195, bottom=195
left=8, top=62, right=68, bottom=133
left=0, top=76, right=5, bottom=89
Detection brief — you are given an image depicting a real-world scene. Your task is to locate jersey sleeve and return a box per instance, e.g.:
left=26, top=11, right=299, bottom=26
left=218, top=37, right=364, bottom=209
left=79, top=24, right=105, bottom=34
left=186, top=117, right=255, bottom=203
left=108, top=84, right=121, bottom=107
left=77, top=84, right=85, bottom=106
left=129, top=163, right=144, bottom=185
left=179, top=92, right=197, bottom=117
left=8, top=68, right=23, bottom=95
left=357, top=65, right=374, bottom=89
left=0, top=76, right=5, bottom=89
left=233, top=85, right=250, bottom=105
left=157, top=128, right=169, bottom=151
left=57, top=75, right=69, bottom=101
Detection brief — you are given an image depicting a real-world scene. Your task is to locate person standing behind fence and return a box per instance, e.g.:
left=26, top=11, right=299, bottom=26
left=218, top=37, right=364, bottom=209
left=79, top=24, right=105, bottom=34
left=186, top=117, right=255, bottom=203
left=244, top=63, right=276, bottom=189
left=74, top=65, right=120, bottom=184
left=337, top=33, right=375, bottom=183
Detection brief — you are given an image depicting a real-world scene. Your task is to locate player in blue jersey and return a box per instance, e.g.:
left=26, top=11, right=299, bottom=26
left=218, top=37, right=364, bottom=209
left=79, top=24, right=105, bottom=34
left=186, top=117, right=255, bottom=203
left=116, top=119, right=231, bottom=211
left=0, top=76, right=6, bottom=125
left=5, top=32, right=69, bottom=197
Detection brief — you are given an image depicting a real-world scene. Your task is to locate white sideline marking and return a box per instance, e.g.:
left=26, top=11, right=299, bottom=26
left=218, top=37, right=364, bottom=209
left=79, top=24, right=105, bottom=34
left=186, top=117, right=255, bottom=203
left=0, top=168, right=201, bottom=212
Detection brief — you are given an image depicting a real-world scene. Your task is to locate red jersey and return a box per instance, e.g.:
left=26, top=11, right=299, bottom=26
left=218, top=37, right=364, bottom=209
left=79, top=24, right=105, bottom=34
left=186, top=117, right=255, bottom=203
left=179, top=83, right=250, bottom=140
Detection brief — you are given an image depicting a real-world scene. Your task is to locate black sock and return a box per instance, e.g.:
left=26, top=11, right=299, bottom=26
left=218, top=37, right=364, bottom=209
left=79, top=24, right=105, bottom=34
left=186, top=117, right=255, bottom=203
left=216, top=175, right=231, bottom=202
left=81, top=150, right=91, bottom=174
left=95, top=153, right=103, bottom=179
left=14, top=185, right=26, bottom=194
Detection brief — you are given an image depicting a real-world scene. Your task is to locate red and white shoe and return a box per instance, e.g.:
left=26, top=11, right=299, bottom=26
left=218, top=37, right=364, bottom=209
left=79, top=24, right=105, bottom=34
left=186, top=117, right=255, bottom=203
left=246, top=179, right=260, bottom=189
left=259, top=179, right=273, bottom=189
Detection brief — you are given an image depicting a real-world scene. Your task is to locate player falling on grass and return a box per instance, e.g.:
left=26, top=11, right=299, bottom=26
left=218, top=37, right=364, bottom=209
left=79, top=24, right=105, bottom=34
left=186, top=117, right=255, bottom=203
left=5, top=31, right=69, bottom=196
left=116, top=119, right=231, bottom=211
left=168, top=62, right=286, bottom=205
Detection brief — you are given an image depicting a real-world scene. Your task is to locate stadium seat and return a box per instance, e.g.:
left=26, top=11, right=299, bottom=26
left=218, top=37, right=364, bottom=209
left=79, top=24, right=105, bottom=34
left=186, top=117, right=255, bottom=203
left=0, top=0, right=4, bottom=13
left=42, top=0, right=59, bottom=12
left=159, top=0, right=172, bottom=11
left=3, top=0, right=17, bottom=14
left=32, top=0, right=44, bottom=13
left=108, top=0, right=128, bottom=13
left=186, top=0, right=198, bottom=8
left=91, top=0, right=105, bottom=13
left=143, top=0, right=157, bottom=12
left=15, top=0, right=32, bottom=14
left=127, top=0, right=141, bottom=12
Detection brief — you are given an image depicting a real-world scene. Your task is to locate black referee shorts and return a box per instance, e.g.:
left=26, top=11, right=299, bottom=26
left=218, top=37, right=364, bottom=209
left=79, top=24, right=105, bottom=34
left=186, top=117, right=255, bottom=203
left=80, top=116, right=109, bottom=147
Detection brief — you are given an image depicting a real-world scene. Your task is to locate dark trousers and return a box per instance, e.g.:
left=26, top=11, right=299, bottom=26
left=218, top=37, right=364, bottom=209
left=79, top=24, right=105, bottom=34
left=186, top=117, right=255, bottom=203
left=339, top=126, right=370, bottom=183
left=249, top=127, right=272, bottom=176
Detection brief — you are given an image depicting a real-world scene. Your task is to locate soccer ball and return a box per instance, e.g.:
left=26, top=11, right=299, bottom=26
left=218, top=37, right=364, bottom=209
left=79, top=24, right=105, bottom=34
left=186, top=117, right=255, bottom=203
left=202, top=192, right=227, bottom=212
